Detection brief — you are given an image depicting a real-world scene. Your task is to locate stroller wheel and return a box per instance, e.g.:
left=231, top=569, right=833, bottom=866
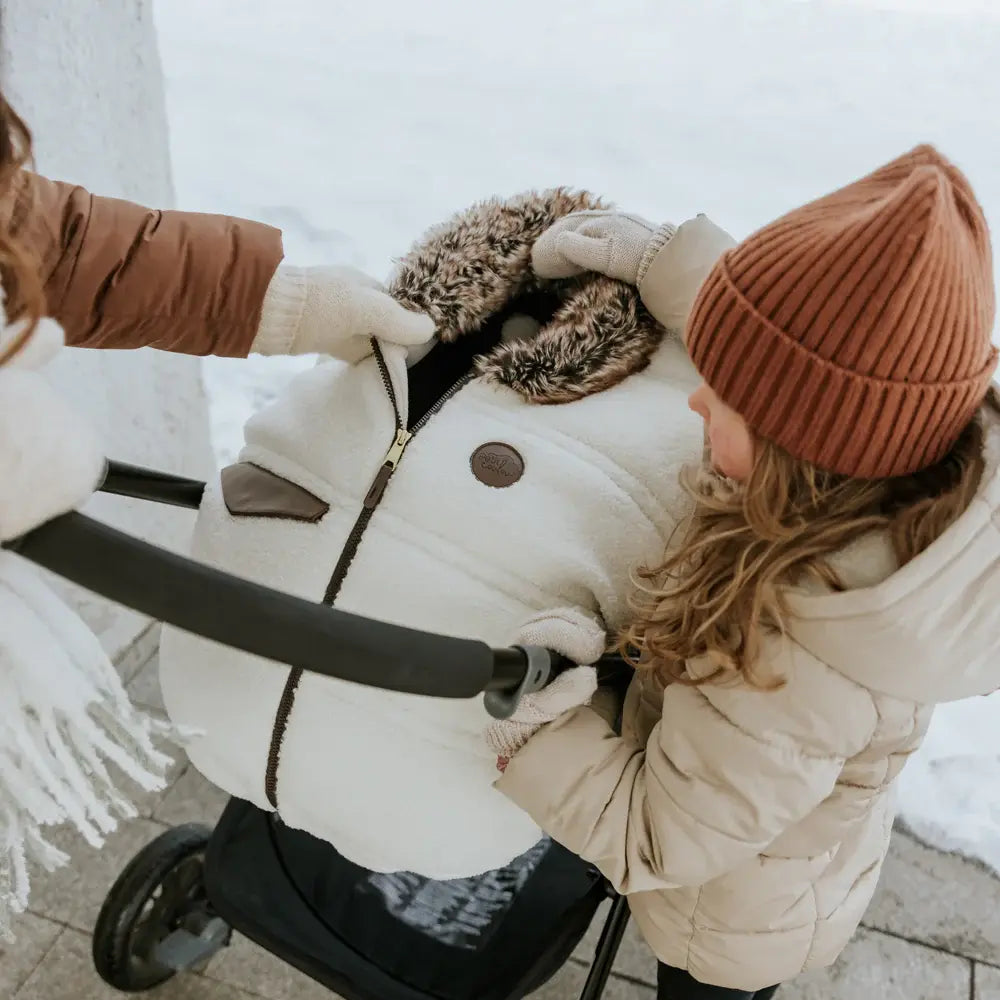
left=92, top=823, right=229, bottom=992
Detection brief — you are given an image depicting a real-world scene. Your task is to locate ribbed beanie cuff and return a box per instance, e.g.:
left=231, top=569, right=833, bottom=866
left=685, top=146, right=997, bottom=480
left=688, top=259, right=997, bottom=478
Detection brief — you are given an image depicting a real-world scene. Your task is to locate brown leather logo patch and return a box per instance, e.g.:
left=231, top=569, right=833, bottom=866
left=470, top=442, right=524, bottom=488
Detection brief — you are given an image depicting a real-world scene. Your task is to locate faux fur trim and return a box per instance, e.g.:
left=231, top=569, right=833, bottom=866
left=477, top=276, right=663, bottom=404
left=389, top=189, right=665, bottom=404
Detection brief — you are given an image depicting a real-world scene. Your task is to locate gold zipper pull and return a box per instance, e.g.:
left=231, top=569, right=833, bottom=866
left=384, top=428, right=412, bottom=469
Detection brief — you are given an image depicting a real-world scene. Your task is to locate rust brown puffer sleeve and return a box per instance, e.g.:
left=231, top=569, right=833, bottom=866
left=5, top=171, right=284, bottom=356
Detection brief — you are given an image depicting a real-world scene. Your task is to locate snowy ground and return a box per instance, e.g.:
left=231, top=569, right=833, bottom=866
left=154, top=0, right=1000, bottom=871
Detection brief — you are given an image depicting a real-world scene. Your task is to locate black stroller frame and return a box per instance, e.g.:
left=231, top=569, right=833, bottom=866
left=5, top=461, right=635, bottom=1000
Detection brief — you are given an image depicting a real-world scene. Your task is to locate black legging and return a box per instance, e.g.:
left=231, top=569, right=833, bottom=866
left=657, top=963, right=780, bottom=999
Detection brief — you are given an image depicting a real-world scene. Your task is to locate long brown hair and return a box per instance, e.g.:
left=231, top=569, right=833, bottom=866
left=620, top=399, right=995, bottom=690
left=0, top=91, right=43, bottom=365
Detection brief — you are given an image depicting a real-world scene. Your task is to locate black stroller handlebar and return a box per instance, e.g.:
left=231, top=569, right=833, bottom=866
left=98, top=460, right=208, bottom=510
left=2, top=461, right=605, bottom=718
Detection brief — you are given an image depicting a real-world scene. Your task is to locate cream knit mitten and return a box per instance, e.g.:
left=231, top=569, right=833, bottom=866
left=485, top=608, right=606, bottom=771
left=531, top=210, right=677, bottom=287
left=251, top=264, right=435, bottom=362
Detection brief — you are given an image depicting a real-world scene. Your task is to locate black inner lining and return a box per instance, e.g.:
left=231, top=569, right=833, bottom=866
left=405, top=290, right=563, bottom=428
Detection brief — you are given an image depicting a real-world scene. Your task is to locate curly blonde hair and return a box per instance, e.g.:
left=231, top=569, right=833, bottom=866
left=0, top=91, right=43, bottom=366
left=619, top=394, right=997, bottom=690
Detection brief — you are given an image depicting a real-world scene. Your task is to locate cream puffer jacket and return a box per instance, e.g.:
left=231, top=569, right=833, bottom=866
left=499, top=402, right=1000, bottom=991
left=159, top=193, right=730, bottom=878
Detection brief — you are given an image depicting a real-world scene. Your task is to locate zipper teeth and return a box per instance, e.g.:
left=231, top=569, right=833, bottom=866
left=264, top=668, right=300, bottom=808
left=323, top=508, right=374, bottom=604
left=322, top=372, right=474, bottom=606
left=411, top=372, right=474, bottom=433
left=265, top=346, right=473, bottom=809
left=373, top=339, right=402, bottom=429
left=320, top=340, right=406, bottom=606
left=322, top=365, right=475, bottom=605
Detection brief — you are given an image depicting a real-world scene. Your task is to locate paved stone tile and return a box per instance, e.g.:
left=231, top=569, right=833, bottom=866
left=126, top=649, right=166, bottom=711
left=13, top=926, right=259, bottom=999
left=572, top=900, right=657, bottom=986
left=975, top=963, right=1000, bottom=999
left=153, top=763, right=230, bottom=829
left=126, top=653, right=229, bottom=829
left=14, top=757, right=998, bottom=1000
left=28, top=817, right=169, bottom=932
left=115, top=622, right=162, bottom=686
left=531, top=960, right=654, bottom=999
left=574, top=921, right=973, bottom=998
left=204, top=931, right=345, bottom=1000
left=866, top=830, right=1000, bottom=965
left=0, top=911, right=63, bottom=996
left=779, top=928, right=971, bottom=1000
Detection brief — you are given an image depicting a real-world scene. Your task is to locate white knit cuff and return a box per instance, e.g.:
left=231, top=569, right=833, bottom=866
left=486, top=719, right=540, bottom=759
left=250, top=265, right=308, bottom=356
left=636, top=221, right=679, bottom=286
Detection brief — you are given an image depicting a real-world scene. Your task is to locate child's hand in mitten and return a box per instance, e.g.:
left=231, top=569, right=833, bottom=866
left=487, top=665, right=598, bottom=772
left=485, top=607, right=607, bottom=771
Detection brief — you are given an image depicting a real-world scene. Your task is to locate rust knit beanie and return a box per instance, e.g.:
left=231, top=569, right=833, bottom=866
left=686, top=145, right=997, bottom=479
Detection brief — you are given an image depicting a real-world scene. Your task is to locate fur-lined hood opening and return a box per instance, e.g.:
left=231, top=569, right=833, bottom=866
left=388, top=189, right=665, bottom=404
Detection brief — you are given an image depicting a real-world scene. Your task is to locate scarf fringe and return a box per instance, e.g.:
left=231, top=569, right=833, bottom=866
left=0, top=692, right=179, bottom=939
left=0, top=290, right=186, bottom=940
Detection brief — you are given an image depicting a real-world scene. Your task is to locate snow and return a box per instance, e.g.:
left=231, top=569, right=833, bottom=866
left=154, top=0, right=1000, bottom=869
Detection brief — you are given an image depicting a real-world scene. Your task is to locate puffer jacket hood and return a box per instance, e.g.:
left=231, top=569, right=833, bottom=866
left=787, top=403, right=1000, bottom=705
left=500, top=400, right=1000, bottom=989
left=389, top=188, right=665, bottom=403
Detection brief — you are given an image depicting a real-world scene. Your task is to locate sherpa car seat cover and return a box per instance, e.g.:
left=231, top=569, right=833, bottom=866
left=159, top=189, right=706, bottom=878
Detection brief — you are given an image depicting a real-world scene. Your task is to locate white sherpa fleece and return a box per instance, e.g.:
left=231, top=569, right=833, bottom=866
left=160, top=332, right=705, bottom=878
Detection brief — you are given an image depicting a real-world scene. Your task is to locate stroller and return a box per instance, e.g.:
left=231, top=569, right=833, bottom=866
left=6, top=460, right=636, bottom=1000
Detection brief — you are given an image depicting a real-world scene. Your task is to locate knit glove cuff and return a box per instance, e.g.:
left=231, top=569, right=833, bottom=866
left=252, top=264, right=435, bottom=361
left=531, top=210, right=671, bottom=286
left=637, top=222, right=680, bottom=285
left=485, top=608, right=606, bottom=768
left=486, top=665, right=599, bottom=760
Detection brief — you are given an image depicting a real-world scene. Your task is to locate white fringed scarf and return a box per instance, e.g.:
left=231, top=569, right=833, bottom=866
left=0, top=296, right=175, bottom=938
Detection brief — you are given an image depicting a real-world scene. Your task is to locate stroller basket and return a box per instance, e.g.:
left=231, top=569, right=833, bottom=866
left=6, top=460, right=634, bottom=1000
